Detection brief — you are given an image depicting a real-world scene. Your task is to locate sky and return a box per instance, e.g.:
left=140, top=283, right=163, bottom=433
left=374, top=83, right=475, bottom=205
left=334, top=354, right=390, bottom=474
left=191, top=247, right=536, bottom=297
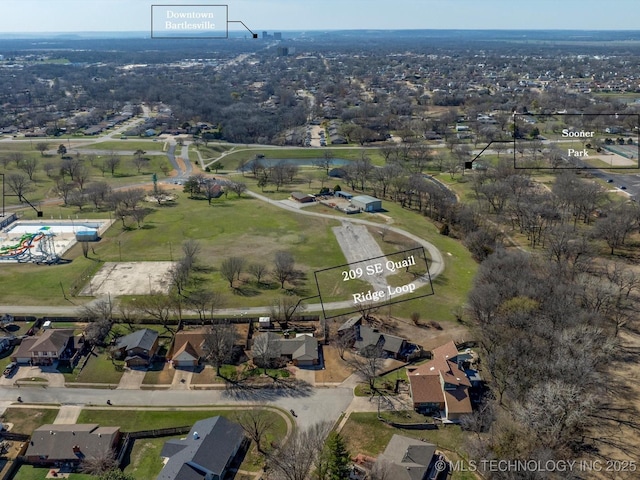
left=1, top=0, right=640, bottom=33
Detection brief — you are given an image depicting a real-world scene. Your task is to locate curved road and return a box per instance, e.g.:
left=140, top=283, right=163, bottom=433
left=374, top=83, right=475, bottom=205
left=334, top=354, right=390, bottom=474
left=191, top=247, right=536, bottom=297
left=0, top=188, right=444, bottom=317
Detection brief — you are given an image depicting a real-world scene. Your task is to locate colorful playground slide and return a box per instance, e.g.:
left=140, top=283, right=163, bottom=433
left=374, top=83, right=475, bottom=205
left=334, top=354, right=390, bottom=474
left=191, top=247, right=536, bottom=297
left=0, top=232, right=45, bottom=260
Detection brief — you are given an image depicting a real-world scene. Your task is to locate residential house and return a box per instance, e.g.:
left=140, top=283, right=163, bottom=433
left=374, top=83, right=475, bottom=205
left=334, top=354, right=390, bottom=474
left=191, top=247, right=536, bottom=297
left=353, top=325, right=407, bottom=360
left=279, top=334, right=319, bottom=366
left=252, top=332, right=320, bottom=367
left=408, top=341, right=472, bottom=421
left=157, top=416, right=246, bottom=480
left=26, top=424, right=121, bottom=467
left=113, top=328, right=159, bottom=368
left=168, top=328, right=207, bottom=368
left=11, top=329, right=76, bottom=366
left=376, top=434, right=439, bottom=480
left=337, top=315, right=362, bottom=336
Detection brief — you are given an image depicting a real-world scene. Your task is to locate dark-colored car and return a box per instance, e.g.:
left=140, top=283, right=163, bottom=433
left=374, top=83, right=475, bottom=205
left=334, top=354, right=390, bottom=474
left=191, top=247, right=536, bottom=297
left=619, top=185, right=627, bottom=190
left=3, top=362, right=17, bottom=377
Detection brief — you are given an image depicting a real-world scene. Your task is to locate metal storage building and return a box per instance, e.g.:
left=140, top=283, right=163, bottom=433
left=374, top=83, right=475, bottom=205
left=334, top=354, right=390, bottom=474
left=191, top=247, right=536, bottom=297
left=351, top=195, right=382, bottom=212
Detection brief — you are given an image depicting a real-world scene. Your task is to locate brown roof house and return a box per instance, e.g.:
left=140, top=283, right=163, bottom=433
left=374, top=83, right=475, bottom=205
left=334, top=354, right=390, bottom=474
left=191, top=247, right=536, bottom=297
left=11, top=329, right=76, bottom=366
left=168, top=328, right=207, bottom=368
left=408, top=341, right=472, bottom=421
left=25, top=424, right=121, bottom=467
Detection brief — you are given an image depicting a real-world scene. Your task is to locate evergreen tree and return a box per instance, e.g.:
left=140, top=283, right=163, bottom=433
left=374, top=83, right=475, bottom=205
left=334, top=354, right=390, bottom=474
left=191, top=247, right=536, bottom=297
left=326, top=432, right=350, bottom=480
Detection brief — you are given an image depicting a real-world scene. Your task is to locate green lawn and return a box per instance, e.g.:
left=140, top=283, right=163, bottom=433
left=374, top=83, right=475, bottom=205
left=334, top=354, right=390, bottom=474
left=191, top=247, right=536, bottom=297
left=12, top=466, right=93, bottom=480
left=342, top=412, right=476, bottom=480
left=124, top=435, right=180, bottom=479
left=86, top=140, right=166, bottom=152
left=206, top=146, right=383, bottom=171
left=354, top=367, right=408, bottom=397
left=75, top=408, right=287, bottom=435
left=1, top=408, right=59, bottom=435
left=59, top=348, right=124, bottom=384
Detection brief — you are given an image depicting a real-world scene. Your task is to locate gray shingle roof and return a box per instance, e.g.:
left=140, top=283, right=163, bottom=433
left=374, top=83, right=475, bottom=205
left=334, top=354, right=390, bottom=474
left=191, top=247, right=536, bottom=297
left=157, top=416, right=244, bottom=480
left=354, top=325, right=406, bottom=355
left=378, top=434, right=436, bottom=480
left=115, top=328, right=158, bottom=352
left=27, top=424, right=120, bottom=462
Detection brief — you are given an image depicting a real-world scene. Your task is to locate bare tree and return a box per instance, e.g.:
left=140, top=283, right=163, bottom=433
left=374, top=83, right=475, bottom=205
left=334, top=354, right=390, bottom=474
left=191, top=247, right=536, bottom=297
left=68, top=190, right=88, bottom=211
left=80, top=448, right=118, bottom=475
left=170, top=259, right=191, bottom=296
left=55, top=178, right=76, bottom=205
left=182, top=239, right=201, bottom=271
left=249, top=263, right=269, bottom=285
left=335, top=328, right=355, bottom=361
left=347, top=344, right=384, bottom=391
left=220, top=256, right=245, bottom=288
left=131, top=294, right=176, bottom=332
left=266, top=421, right=332, bottom=480
left=273, top=250, right=295, bottom=289
left=85, top=181, right=112, bottom=210
left=80, top=299, right=114, bottom=347
left=252, top=332, right=281, bottom=373
left=270, top=296, right=306, bottom=324
left=18, top=157, right=38, bottom=181
left=6, top=172, right=33, bottom=202
left=203, top=321, right=237, bottom=375
left=35, top=142, right=49, bottom=156
left=228, top=181, right=247, bottom=198
left=233, top=407, right=277, bottom=454
left=186, top=288, right=224, bottom=321
left=594, top=204, right=637, bottom=255
left=132, top=149, right=148, bottom=173
left=130, top=207, right=151, bottom=228
left=105, top=155, right=121, bottom=176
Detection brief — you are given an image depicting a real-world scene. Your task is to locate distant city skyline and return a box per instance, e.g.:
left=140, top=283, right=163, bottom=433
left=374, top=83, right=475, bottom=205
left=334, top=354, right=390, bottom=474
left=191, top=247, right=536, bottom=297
left=1, top=0, right=640, bottom=33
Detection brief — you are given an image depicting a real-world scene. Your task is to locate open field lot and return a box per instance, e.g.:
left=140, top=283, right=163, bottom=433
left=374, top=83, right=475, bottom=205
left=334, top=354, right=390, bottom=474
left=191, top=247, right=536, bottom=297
left=0, top=194, right=346, bottom=307
left=79, top=261, right=174, bottom=296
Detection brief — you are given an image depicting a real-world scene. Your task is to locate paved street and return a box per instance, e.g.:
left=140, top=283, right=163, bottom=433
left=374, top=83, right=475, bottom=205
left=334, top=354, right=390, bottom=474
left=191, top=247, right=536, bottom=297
left=0, top=384, right=354, bottom=431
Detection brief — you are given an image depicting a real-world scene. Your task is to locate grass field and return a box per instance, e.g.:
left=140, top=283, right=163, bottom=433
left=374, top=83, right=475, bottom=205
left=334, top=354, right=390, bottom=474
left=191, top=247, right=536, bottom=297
left=12, top=466, right=93, bottom=480
left=58, top=348, right=124, bottom=384
left=123, top=435, right=179, bottom=479
left=204, top=146, right=385, bottom=171
left=341, top=412, right=476, bottom=480
left=1, top=408, right=59, bottom=434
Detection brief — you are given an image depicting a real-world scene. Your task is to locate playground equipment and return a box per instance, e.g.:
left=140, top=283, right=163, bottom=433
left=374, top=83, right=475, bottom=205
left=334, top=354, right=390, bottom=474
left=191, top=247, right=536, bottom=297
left=0, top=230, right=59, bottom=264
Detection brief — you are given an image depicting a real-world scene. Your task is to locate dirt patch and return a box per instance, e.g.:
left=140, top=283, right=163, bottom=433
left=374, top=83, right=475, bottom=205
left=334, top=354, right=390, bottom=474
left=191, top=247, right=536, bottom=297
left=315, top=345, right=355, bottom=384
left=80, top=261, right=175, bottom=296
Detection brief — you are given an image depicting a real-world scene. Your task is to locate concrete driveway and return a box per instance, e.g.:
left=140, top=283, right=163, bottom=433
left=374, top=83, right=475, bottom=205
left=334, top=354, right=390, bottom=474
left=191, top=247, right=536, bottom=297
left=54, top=405, right=82, bottom=424
left=7, top=365, right=66, bottom=388
left=171, top=368, right=193, bottom=390
left=117, top=368, right=146, bottom=390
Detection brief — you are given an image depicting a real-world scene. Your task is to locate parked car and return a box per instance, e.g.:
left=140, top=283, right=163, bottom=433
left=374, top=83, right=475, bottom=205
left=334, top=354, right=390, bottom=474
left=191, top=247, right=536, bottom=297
left=3, top=362, right=17, bottom=377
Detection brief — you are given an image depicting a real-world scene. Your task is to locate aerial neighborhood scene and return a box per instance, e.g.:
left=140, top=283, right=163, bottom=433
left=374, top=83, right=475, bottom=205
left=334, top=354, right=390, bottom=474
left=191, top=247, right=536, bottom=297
left=1, top=0, right=640, bottom=479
